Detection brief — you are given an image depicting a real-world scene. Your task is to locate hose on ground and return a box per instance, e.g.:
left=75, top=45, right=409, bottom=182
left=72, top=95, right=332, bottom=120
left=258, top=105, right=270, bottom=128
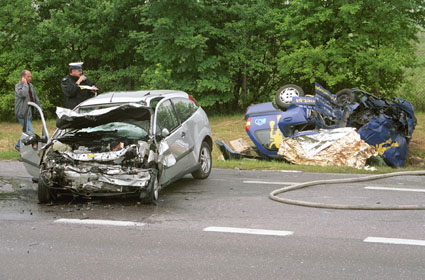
left=269, top=170, right=425, bottom=210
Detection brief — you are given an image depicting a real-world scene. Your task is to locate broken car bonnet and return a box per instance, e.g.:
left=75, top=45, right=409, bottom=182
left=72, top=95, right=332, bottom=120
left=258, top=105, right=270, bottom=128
left=56, top=103, right=151, bottom=130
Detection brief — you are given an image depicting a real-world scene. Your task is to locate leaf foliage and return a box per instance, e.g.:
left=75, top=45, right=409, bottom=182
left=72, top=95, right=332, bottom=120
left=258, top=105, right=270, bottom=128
left=0, top=0, right=424, bottom=120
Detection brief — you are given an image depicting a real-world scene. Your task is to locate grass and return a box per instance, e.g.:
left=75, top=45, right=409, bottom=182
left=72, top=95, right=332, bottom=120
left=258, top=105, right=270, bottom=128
left=1, top=112, right=424, bottom=173
left=0, top=119, right=57, bottom=160
left=409, top=111, right=425, bottom=159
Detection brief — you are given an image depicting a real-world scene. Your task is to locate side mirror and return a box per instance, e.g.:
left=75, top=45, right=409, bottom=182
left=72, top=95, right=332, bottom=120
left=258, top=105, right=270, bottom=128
left=161, top=128, right=170, bottom=138
left=21, top=134, right=41, bottom=146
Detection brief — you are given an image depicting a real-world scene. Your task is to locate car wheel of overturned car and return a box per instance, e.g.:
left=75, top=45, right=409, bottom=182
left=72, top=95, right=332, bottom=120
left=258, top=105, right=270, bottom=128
left=192, top=141, right=212, bottom=179
left=140, top=170, right=159, bottom=204
left=275, top=84, right=305, bottom=110
left=38, top=176, right=55, bottom=204
left=336, top=89, right=355, bottom=106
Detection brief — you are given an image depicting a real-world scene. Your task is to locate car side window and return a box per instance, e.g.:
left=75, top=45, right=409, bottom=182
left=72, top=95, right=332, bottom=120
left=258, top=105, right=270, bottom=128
left=156, top=99, right=179, bottom=132
left=172, top=97, right=199, bottom=123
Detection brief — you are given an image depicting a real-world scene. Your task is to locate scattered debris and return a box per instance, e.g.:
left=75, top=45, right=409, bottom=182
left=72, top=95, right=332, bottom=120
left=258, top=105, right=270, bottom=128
left=230, top=138, right=251, bottom=154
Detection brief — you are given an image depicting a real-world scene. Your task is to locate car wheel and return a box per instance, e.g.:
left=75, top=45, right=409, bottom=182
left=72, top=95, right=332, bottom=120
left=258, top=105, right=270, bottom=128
left=140, top=170, right=159, bottom=204
left=192, top=142, right=212, bottom=179
left=38, top=176, right=54, bottom=204
left=275, top=84, right=305, bottom=110
left=336, top=89, right=355, bottom=106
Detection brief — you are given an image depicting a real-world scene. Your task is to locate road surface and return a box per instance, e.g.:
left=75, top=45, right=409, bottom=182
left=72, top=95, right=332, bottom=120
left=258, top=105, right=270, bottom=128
left=1, top=160, right=424, bottom=279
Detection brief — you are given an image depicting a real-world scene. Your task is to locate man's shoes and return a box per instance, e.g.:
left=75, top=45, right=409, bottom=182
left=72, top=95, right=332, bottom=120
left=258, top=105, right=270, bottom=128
left=14, top=146, right=20, bottom=153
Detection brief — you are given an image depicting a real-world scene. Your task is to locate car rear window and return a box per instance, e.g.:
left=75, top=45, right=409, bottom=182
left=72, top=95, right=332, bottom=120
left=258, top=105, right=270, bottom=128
left=254, top=129, right=279, bottom=151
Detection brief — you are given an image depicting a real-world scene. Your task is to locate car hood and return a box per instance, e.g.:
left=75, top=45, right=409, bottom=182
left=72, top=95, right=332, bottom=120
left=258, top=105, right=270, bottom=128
left=56, top=103, right=152, bottom=130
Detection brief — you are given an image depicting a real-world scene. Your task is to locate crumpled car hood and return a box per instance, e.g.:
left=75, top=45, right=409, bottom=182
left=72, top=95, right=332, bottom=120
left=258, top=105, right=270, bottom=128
left=56, top=103, right=151, bottom=129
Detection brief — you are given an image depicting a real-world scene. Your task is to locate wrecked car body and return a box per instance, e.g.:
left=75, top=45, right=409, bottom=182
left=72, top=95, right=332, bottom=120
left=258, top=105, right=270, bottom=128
left=20, top=90, right=213, bottom=203
left=224, top=83, right=416, bottom=167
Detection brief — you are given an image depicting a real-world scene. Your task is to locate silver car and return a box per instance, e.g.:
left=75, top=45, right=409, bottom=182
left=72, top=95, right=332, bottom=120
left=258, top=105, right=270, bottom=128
left=19, top=90, right=213, bottom=203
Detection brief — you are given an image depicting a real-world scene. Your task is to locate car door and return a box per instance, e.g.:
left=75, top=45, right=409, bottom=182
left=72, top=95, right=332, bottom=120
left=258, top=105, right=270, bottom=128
left=171, top=97, right=198, bottom=165
left=19, top=102, right=50, bottom=179
left=154, top=99, right=191, bottom=184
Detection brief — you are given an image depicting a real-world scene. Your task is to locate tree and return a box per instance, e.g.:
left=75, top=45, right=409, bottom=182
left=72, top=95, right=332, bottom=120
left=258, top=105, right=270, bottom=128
left=0, top=0, right=38, bottom=120
left=276, top=0, right=425, bottom=96
left=0, top=0, right=424, bottom=120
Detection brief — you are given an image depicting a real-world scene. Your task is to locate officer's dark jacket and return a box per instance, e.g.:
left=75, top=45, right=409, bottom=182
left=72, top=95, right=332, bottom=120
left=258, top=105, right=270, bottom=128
left=61, top=74, right=95, bottom=109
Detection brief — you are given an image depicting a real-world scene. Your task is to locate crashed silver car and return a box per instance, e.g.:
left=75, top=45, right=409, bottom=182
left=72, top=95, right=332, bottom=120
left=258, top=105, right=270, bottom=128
left=19, top=90, right=213, bottom=204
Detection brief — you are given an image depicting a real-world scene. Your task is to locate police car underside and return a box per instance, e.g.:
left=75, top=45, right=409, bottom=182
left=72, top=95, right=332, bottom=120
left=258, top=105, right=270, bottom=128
left=40, top=104, right=164, bottom=198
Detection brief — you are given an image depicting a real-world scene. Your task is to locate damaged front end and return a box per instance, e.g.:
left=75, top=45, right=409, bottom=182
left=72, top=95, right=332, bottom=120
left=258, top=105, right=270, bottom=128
left=41, top=104, right=166, bottom=198
left=41, top=140, right=156, bottom=197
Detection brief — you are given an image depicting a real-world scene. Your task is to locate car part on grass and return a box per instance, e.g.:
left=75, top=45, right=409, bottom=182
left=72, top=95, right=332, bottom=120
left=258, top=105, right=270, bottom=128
left=270, top=170, right=425, bottom=210
left=277, top=127, right=377, bottom=168
left=215, top=140, right=263, bottom=161
left=275, top=84, right=305, bottom=110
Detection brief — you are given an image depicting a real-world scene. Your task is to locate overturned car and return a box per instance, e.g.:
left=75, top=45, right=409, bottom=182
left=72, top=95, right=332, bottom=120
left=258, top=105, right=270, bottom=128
left=218, top=83, right=416, bottom=168
left=20, top=90, right=213, bottom=203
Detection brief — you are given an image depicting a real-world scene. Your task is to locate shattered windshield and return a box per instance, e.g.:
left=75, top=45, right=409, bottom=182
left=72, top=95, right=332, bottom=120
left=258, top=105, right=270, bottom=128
left=78, top=121, right=149, bottom=139
left=58, top=120, right=150, bottom=147
left=53, top=120, right=150, bottom=153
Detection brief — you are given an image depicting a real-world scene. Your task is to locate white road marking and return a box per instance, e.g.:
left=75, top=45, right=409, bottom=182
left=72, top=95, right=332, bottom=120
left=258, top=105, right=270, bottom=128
left=203, top=226, right=293, bottom=237
left=54, top=218, right=145, bottom=227
left=243, top=180, right=297, bottom=185
left=365, top=186, right=425, bottom=193
left=364, top=237, right=425, bottom=247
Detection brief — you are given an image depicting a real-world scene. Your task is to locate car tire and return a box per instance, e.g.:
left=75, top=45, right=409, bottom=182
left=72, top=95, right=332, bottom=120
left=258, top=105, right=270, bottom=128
left=140, top=170, right=159, bottom=204
left=192, top=142, right=212, bottom=179
left=38, top=176, right=54, bottom=204
left=275, top=84, right=305, bottom=110
left=336, top=89, right=355, bottom=106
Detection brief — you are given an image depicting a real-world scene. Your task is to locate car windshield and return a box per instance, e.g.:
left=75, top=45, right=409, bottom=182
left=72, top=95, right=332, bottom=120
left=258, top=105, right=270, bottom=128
left=60, top=121, right=150, bottom=142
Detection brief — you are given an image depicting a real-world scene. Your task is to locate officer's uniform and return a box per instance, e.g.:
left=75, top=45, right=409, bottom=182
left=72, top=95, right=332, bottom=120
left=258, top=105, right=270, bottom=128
left=61, top=62, right=96, bottom=109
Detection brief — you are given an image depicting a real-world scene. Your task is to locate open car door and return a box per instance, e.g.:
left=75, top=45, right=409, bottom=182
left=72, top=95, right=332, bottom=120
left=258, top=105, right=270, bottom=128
left=19, top=102, right=50, bottom=180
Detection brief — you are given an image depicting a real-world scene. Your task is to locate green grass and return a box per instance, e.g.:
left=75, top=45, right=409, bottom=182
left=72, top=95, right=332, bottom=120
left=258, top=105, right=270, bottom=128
left=0, top=151, right=20, bottom=160
left=213, top=159, right=421, bottom=174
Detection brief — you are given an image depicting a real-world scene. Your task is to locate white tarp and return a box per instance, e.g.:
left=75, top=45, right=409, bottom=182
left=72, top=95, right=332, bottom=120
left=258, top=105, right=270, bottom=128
left=277, top=128, right=377, bottom=168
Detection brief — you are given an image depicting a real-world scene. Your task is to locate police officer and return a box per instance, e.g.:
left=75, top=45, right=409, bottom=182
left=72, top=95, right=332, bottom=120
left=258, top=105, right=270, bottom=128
left=61, top=62, right=98, bottom=109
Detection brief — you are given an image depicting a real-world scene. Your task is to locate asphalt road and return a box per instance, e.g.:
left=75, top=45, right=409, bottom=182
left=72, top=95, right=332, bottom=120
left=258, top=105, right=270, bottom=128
left=1, top=160, right=425, bottom=280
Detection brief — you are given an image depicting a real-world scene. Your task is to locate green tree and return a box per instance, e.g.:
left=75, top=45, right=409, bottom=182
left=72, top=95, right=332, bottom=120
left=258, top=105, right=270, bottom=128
left=276, top=0, right=425, bottom=96
left=131, top=0, right=287, bottom=110
left=0, top=0, right=38, bottom=120
left=0, top=0, right=424, bottom=120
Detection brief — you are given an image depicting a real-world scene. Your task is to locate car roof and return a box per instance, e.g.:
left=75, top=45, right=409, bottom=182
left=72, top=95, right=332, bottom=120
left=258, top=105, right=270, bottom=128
left=77, top=90, right=189, bottom=107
